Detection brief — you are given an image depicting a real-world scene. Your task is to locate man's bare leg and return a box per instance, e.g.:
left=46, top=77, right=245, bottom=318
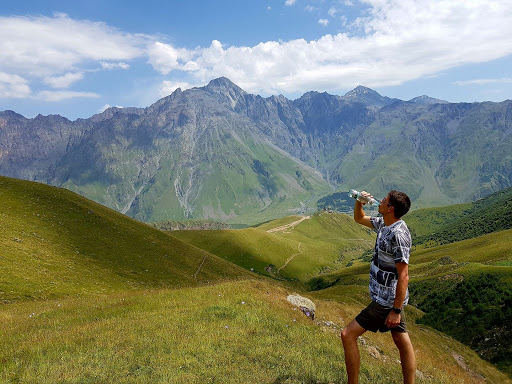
left=341, top=320, right=367, bottom=384
left=392, top=331, right=416, bottom=384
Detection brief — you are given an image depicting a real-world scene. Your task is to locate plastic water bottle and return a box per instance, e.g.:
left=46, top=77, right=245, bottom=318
left=349, top=189, right=380, bottom=207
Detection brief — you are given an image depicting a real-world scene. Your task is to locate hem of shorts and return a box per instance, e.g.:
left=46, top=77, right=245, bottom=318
left=355, top=317, right=377, bottom=333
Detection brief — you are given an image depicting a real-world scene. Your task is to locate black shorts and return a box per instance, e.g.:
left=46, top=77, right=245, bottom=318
left=355, top=301, right=407, bottom=333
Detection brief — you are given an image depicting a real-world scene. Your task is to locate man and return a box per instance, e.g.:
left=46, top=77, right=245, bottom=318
left=341, top=190, right=416, bottom=384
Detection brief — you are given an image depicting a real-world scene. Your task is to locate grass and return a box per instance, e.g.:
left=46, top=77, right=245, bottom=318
left=172, top=211, right=375, bottom=281
left=2, top=279, right=509, bottom=383
left=406, top=203, right=472, bottom=237
left=406, top=186, right=512, bottom=246
left=1, top=175, right=511, bottom=383
left=313, top=227, right=512, bottom=377
left=0, top=176, right=249, bottom=303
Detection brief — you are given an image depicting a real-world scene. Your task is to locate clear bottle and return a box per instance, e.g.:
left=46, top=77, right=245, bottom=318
left=349, top=189, right=380, bottom=207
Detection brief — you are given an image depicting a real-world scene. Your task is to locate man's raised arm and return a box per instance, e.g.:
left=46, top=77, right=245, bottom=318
left=353, top=192, right=373, bottom=229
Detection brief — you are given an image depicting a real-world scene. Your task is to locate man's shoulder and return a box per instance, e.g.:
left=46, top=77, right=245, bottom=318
left=391, top=220, right=412, bottom=244
left=388, top=220, right=411, bottom=238
left=394, top=219, right=410, bottom=233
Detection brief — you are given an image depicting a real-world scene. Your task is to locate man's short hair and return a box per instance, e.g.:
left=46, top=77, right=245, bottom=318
left=388, top=190, right=411, bottom=219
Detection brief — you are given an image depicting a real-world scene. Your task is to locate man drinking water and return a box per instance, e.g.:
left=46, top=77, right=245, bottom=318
left=341, top=190, right=416, bottom=384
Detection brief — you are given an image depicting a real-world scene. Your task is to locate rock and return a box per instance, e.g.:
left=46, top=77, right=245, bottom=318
left=287, top=294, right=316, bottom=320
left=367, top=346, right=381, bottom=359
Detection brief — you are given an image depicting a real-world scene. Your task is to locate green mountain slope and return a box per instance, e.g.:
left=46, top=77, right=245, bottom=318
left=172, top=211, right=375, bottom=281
left=3, top=279, right=510, bottom=383
left=0, top=177, right=509, bottom=383
left=55, top=84, right=332, bottom=225
left=312, top=227, right=512, bottom=376
left=407, top=186, right=512, bottom=245
left=332, top=101, right=512, bottom=208
left=0, top=176, right=249, bottom=303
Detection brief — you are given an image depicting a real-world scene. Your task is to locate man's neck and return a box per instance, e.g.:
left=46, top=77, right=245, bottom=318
left=383, top=214, right=400, bottom=227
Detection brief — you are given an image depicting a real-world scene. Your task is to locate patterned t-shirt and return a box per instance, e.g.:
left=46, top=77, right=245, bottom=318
left=368, top=217, right=412, bottom=307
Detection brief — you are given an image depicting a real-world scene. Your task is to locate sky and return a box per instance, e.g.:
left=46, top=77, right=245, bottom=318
left=1, top=0, right=512, bottom=119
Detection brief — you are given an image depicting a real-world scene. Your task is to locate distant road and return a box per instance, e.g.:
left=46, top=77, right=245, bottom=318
left=266, top=216, right=310, bottom=233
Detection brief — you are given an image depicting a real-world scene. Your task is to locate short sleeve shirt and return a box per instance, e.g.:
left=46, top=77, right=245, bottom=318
left=368, top=216, right=412, bottom=307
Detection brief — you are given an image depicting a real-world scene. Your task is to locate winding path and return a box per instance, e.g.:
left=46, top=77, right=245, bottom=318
left=278, top=242, right=303, bottom=272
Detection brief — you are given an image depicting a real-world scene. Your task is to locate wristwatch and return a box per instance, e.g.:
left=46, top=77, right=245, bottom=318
left=392, top=307, right=402, bottom=314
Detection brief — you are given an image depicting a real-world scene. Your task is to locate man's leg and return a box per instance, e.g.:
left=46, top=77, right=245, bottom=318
left=341, top=319, right=367, bottom=384
left=391, top=331, right=416, bottom=384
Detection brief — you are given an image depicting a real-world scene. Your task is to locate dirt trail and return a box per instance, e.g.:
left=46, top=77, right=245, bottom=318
left=278, top=242, right=302, bottom=272
left=266, top=216, right=310, bottom=233
left=193, top=254, right=207, bottom=279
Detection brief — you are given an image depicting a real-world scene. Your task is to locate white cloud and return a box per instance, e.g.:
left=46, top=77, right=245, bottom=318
left=37, top=90, right=100, bottom=102
left=344, top=0, right=354, bottom=6
left=147, top=42, right=196, bottom=75
left=0, top=72, right=31, bottom=98
left=43, top=72, right=84, bottom=88
left=328, top=7, right=338, bottom=17
left=318, top=19, right=329, bottom=26
left=285, top=0, right=296, bottom=6
left=267, top=6, right=272, bottom=10
left=159, top=81, right=195, bottom=97
left=100, top=62, right=130, bottom=70
left=0, top=13, right=144, bottom=78
left=305, top=5, right=316, bottom=12
left=3, top=3, right=512, bottom=102
left=453, top=78, right=512, bottom=86
left=146, top=0, right=512, bottom=95
left=0, top=13, right=147, bottom=100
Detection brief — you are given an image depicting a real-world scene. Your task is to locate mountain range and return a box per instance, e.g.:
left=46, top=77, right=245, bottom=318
left=1, top=77, right=511, bottom=224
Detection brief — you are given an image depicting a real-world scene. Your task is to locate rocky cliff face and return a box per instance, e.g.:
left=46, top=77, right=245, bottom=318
left=1, top=77, right=511, bottom=223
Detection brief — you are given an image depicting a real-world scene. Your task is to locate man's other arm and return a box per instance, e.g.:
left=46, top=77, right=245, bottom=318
left=353, top=199, right=373, bottom=229
left=385, top=262, right=409, bottom=328
left=393, top=262, right=409, bottom=308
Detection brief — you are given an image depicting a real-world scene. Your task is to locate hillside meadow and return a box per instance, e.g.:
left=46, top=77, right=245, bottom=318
left=0, top=176, right=510, bottom=383
left=172, top=212, right=375, bottom=281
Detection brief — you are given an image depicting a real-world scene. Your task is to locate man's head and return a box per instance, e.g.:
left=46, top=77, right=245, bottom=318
left=379, top=190, right=411, bottom=219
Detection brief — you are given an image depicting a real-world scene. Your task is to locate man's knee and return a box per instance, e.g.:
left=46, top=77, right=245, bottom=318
left=341, top=321, right=363, bottom=343
left=392, top=331, right=412, bottom=349
left=340, top=328, right=350, bottom=341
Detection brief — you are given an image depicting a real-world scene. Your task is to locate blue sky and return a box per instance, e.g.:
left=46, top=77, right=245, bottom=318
left=1, top=0, right=512, bottom=119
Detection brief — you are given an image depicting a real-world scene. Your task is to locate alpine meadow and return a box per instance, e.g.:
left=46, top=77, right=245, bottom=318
left=1, top=1, right=512, bottom=383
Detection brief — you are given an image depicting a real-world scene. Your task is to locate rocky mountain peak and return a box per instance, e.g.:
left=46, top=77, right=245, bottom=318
left=204, top=77, right=246, bottom=95
left=0, top=110, right=26, bottom=120
left=203, top=77, right=247, bottom=109
left=343, top=85, right=396, bottom=108
left=408, top=95, right=449, bottom=105
left=344, top=85, right=380, bottom=98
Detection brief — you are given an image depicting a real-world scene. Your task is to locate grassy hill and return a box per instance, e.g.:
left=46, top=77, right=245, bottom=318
left=0, top=176, right=249, bottom=303
left=1, top=175, right=510, bottom=383
left=310, top=228, right=512, bottom=376
left=4, top=278, right=510, bottom=383
left=172, top=211, right=375, bottom=281
left=407, top=186, right=512, bottom=246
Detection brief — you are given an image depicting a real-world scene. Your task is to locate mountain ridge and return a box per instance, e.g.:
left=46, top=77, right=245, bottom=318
left=1, top=77, right=511, bottom=223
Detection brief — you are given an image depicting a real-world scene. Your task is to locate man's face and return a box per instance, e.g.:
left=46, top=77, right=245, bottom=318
left=378, top=194, right=393, bottom=215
